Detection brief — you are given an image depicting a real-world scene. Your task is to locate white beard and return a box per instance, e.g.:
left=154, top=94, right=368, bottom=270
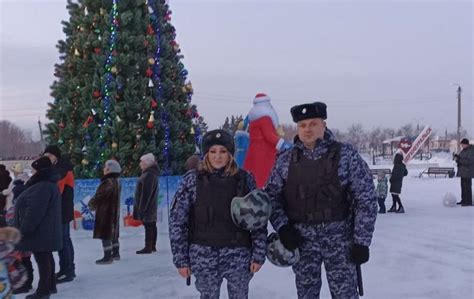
left=248, top=102, right=279, bottom=128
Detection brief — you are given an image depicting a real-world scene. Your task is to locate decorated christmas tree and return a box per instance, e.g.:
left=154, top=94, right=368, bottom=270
left=46, top=0, right=203, bottom=178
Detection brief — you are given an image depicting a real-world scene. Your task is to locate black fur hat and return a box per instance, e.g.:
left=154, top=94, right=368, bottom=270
left=202, top=130, right=235, bottom=155
left=32, top=156, right=53, bottom=171
left=290, top=102, right=327, bottom=122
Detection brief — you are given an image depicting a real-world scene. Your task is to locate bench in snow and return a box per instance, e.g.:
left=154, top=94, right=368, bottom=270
left=419, top=167, right=455, bottom=178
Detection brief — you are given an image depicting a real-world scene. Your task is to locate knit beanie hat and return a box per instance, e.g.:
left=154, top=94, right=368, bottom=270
left=105, top=160, right=121, bottom=174
left=44, top=145, right=61, bottom=159
left=140, top=153, right=156, bottom=165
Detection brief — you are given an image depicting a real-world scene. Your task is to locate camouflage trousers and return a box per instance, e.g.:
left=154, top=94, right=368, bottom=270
left=292, top=222, right=358, bottom=299
left=189, top=243, right=253, bottom=299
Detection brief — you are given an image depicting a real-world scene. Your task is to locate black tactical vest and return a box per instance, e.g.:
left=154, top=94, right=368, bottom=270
left=283, top=142, right=350, bottom=224
left=190, top=170, right=251, bottom=248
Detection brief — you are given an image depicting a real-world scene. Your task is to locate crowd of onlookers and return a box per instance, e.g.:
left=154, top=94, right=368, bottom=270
left=0, top=145, right=161, bottom=299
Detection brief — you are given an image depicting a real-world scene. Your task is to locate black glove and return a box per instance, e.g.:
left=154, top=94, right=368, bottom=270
left=351, top=244, right=369, bottom=265
left=278, top=224, right=303, bottom=251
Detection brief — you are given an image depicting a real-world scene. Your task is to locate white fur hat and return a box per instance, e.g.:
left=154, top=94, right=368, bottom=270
left=140, top=153, right=156, bottom=164
left=253, top=93, right=271, bottom=104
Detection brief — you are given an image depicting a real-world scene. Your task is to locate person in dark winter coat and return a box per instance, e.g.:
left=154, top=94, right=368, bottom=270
left=43, top=145, right=76, bottom=283
left=0, top=164, right=12, bottom=227
left=265, top=102, right=378, bottom=298
left=169, top=129, right=267, bottom=299
left=388, top=153, right=408, bottom=213
left=133, top=153, right=159, bottom=254
left=88, top=160, right=122, bottom=264
left=454, top=138, right=474, bottom=206
left=14, top=157, right=62, bottom=299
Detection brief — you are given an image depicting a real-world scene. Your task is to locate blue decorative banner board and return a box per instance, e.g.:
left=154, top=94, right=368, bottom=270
left=73, top=176, right=182, bottom=230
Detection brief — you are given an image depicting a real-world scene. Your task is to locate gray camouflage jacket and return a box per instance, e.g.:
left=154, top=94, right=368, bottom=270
left=265, top=129, right=378, bottom=247
left=169, top=169, right=267, bottom=268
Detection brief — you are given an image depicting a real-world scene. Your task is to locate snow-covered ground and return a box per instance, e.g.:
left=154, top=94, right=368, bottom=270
left=16, top=175, right=473, bottom=299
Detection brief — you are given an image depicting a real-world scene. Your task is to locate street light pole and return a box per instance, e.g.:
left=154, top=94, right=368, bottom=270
left=456, top=85, right=462, bottom=152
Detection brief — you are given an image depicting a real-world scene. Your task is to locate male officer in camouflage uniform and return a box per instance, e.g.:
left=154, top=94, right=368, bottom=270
left=265, top=102, right=378, bottom=298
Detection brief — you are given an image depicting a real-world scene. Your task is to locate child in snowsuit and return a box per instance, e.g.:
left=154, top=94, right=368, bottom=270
left=0, top=227, right=27, bottom=298
left=376, top=173, right=388, bottom=213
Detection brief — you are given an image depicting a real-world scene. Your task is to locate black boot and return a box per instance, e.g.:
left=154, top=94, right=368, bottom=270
left=138, top=223, right=154, bottom=254
left=152, top=225, right=157, bottom=252
left=13, top=284, right=32, bottom=295
left=387, top=205, right=397, bottom=212
left=25, top=293, right=50, bottom=299
left=136, top=242, right=153, bottom=254
left=112, top=246, right=120, bottom=261
left=96, top=249, right=113, bottom=265
left=14, top=256, right=34, bottom=294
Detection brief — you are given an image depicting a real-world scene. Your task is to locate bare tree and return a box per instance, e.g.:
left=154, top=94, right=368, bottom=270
left=346, top=124, right=367, bottom=152
left=280, top=124, right=297, bottom=142
left=0, top=120, right=43, bottom=159
left=397, top=123, right=416, bottom=137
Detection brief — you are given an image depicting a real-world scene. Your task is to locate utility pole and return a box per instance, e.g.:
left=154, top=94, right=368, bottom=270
left=456, top=85, right=462, bottom=152
left=38, top=117, right=45, bottom=147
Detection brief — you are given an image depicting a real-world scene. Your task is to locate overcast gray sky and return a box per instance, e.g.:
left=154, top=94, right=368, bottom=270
left=1, top=0, right=472, bottom=140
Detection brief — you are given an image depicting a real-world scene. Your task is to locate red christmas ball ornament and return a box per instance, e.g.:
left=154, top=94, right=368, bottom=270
left=112, top=50, right=118, bottom=56
left=145, top=68, right=153, bottom=77
left=151, top=99, right=158, bottom=108
left=147, top=24, right=154, bottom=35
left=59, top=122, right=65, bottom=129
left=94, top=48, right=101, bottom=54
left=93, top=90, right=101, bottom=98
left=146, top=114, right=155, bottom=129
left=82, top=116, right=93, bottom=128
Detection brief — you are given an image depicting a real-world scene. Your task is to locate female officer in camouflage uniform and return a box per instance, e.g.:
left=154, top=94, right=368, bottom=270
left=169, top=129, right=267, bottom=299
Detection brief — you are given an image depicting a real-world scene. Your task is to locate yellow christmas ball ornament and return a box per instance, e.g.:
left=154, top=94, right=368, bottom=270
left=81, top=159, right=89, bottom=166
left=148, top=58, right=155, bottom=65
left=112, top=142, right=118, bottom=149
left=111, top=66, right=118, bottom=74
